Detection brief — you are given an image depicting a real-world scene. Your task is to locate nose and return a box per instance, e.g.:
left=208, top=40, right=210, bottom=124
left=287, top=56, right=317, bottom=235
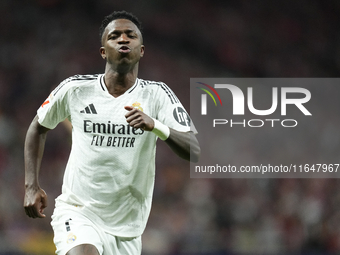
left=118, top=33, right=129, bottom=44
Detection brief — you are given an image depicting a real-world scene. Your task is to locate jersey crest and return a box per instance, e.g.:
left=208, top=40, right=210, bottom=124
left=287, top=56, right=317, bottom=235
left=132, top=101, right=143, bottom=111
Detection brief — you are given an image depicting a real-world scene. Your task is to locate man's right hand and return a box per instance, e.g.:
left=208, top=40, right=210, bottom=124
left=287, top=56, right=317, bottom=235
left=24, top=187, right=48, bottom=218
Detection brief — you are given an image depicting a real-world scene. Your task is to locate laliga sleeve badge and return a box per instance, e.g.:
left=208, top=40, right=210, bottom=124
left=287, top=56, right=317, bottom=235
left=67, top=233, right=77, bottom=244
left=41, top=93, right=53, bottom=107
left=132, top=101, right=143, bottom=111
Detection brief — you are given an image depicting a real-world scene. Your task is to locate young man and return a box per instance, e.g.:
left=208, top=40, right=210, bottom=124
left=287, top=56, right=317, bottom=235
left=24, top=11, right=200, bottom=255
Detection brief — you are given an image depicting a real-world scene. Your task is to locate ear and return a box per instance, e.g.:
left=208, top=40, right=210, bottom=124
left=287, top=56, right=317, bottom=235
left=100, top=47, right=106, bottom=59
left=140, top=45, right=145, bottom=58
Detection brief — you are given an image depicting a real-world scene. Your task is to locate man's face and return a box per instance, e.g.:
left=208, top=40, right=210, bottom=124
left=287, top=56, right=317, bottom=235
left=100, top=19, right=145, bottom=70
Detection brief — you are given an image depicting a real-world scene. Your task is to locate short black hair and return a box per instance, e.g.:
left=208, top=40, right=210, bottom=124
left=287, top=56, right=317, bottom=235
left=99, top=11, right=142, bottom=43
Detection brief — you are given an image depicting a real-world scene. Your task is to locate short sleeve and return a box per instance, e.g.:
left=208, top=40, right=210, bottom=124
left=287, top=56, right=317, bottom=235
left=37, top=79, right=73, bottom=129
left=155, top=83, right=197, bottom=134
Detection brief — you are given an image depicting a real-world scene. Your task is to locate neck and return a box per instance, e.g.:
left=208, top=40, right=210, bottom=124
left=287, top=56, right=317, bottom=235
left=104, top=63, right=139, bottom=97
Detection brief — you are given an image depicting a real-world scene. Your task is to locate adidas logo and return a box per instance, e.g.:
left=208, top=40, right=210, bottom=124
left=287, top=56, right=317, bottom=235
left=80, top=103, right=97, bottom=114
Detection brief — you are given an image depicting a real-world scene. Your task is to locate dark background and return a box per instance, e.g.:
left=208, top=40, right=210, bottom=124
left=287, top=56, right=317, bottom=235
left=1, top=0, right=340, bottom=254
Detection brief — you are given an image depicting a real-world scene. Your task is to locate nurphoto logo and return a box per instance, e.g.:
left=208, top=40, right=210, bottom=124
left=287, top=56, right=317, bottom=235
left=197, top=82, right=312, bottom=128
left=190, top=78, right=340, bottom=179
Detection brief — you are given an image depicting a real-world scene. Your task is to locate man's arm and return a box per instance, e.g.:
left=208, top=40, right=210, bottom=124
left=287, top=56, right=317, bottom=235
left=124, top=106, right=200, bottom=162
left=24, top=115, right=50, bottom=218
left=165, top=129, right=200, bottom=162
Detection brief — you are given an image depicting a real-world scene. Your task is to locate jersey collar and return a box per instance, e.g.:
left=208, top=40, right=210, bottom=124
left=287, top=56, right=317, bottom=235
left=99, top=74, right=139, bottom=95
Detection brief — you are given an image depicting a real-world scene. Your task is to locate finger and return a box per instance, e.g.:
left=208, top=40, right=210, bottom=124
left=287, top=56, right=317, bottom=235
left=124, top=106, right=134, bottom=111
left=41, top=193, right=48, bottom=209
left=24, top=199, right=47, bottom=218
left=31, top=204, right=41, bottom=218
left=38, top=195, right=47, bottom=218
left=24, top=206, right=33, bottom=218
left=32, top=203, right=45, bottom=218
left=127, top=115, right=145, bottom=127
left=126, top=113, right=144, bottom=125
left=126, top=114, right=141, bottom=124
left=38, top=210, right=46, bottom=218
left=127, top=120, right=139, bottom=128
left=24, top=200, right=36, bottom=218
left=25, top=205, right=38, bottom=218
left=125, top=109, right=138, bottom=119
left=130, top=122, right=144, bottom=129
left=38, top=205, right=47, bottom=218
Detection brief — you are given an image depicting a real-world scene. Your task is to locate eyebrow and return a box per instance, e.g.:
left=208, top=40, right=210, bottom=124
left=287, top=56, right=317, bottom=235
left=107, top=29, right=137, bottom=37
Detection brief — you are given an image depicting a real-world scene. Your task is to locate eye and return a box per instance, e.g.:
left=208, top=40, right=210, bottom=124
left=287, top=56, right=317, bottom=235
left=108, top=33, right=120, bottom=40
left=109, top=35, right=118, bottom=40
left=128, top=34, right=137, bottom=39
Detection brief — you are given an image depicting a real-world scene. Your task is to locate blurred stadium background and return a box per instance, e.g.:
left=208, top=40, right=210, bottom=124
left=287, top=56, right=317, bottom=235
left=1, top=0, right=340, bottom=254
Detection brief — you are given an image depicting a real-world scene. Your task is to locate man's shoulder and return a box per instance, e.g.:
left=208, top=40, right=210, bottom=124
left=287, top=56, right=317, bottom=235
left=139, top=79, right=171, bottom=91
left=52, top=74, right=101, bottom=96
left=137, top=78, right=179, bottom=104
left=59, top=74, right=100, bottom=88
left=137, top=78, right=169, bottom=92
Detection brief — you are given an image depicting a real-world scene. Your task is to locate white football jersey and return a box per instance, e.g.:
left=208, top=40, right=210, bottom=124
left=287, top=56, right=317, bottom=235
left=37, top=74, right=195, bottom=237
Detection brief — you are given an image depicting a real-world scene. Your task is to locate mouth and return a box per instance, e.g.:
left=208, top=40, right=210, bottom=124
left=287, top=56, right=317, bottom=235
left=118, top=46, right=131, bottom=54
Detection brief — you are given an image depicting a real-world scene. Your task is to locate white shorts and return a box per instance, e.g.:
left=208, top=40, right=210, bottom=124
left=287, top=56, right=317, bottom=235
left=51, top=207, right=142, bottom=255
